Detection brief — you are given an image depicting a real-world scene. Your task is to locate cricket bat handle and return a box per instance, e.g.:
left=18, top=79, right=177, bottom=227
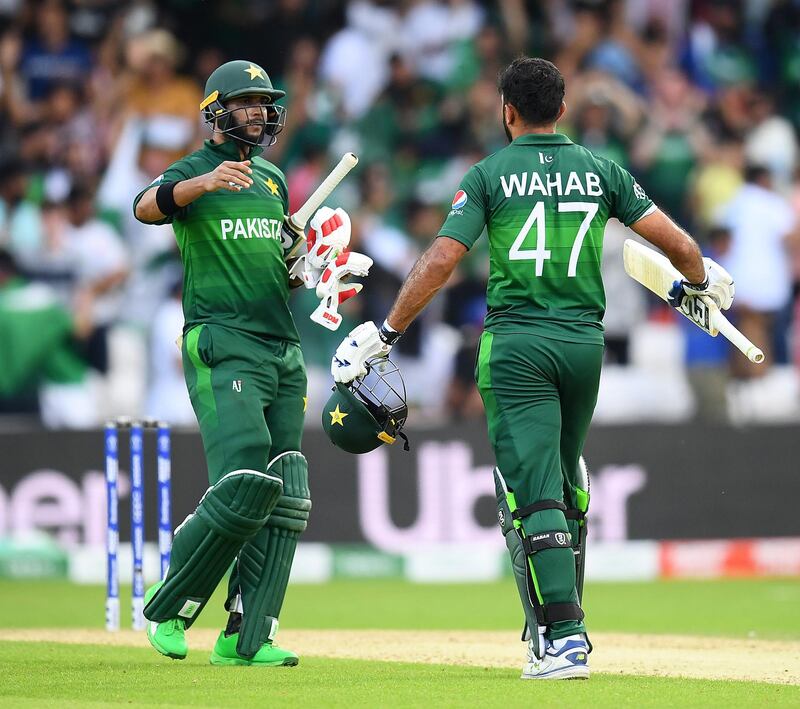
left=709, top=303, right=765, bottom=364
left=287, top=152, right=358, bottom=235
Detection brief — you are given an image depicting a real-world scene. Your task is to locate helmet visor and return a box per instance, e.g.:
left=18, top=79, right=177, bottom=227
left=352, top=358, right=408, bottom=434
left=207, top=99, right=287, bottom=147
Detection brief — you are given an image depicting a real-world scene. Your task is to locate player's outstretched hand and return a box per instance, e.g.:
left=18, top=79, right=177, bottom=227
left=668, top=258, right=735, bottom=311
left=201, top=160, right=254, bottom=193
left=331, top=321, right=391, bottom=383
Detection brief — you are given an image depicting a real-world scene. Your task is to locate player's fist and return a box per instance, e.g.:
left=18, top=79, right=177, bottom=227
left=202, top=160, right=254, bottom=193
left=668, top=258, right=735, bottom=311
left=331, top=321, right=391, bottom=383
left=307, top=207, right=351, bottom=270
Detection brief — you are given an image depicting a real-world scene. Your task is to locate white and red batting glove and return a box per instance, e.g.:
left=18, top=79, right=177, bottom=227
left=288, top=206, right=353, bottom=288
left=311, top=251, right=373, bottom=331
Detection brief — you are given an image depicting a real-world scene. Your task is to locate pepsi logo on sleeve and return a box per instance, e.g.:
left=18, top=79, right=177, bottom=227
left=451, top=190, right=468, bottom=209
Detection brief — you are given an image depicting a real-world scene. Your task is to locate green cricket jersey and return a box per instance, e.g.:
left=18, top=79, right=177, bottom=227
left=438, top=133, right=655, bottom=344
left=133, top=139, right=299, bottom=343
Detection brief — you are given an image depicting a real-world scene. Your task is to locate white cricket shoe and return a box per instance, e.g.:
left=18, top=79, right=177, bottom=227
left=521, top=633, right=590, bottom=680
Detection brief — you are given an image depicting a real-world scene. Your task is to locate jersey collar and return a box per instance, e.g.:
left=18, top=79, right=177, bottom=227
left=512, top=133, right=572, bottom=146
left=205, top=139, right=264, bottom=159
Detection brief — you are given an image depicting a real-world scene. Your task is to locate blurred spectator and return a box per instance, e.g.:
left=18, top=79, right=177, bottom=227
left=719, top=165, right=798, bottom=378
left=601, top=221, right=647, bottom=365
left=679, top=0, right=755, bottom=92
left=567, top=72, right=643, bottom=168
left=0, top=247, right=95, bottom=426
left=61, top=183, right=128, bottom=373
left=18, top=0, right=92, bottom=103
left=119, top=29, right=201, bottom=162
left=690, top=139, right=743, bottom=234
left=631, top=68, right=710, bottom=226
left=145, top=279, right=194, bottom=426
left=0, top=160, right=42, bottom=263
left=743, top=90, right=798, bottom=190
left=681, top=226, right=733, bottom=421
left=318, top=3, right=391, bottom=120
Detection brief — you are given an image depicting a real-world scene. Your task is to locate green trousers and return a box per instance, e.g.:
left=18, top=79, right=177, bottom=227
left=182, top=323, right=307, bottom=484
left=476, top=330, right=602, bottom=639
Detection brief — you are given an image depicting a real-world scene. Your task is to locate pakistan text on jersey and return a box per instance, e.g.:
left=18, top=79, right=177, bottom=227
left=500, top=171, right=603, bottom=199
left=219, top=218, right=283, bottom=241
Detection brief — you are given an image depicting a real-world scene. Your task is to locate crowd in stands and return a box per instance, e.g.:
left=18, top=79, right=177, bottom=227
left=0, top=0, right=799, bottom=428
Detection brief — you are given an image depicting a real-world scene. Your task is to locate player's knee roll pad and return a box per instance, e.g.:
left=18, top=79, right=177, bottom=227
left=198, top=469, right=284, bottom=539
left=265, top=451, right=311, bottom=532
left=235, top=452, right=310, bottom=659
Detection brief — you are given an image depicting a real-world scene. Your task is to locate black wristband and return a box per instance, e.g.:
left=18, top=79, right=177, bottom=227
left=155, top=181, right=180, bottom=216
left=686, top=275, right=709, bottom=290
left=379, top=320, right=402, bottom=346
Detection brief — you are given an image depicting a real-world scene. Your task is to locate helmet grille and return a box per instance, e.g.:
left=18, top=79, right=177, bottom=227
left=351, top=358, right=408, bottom=434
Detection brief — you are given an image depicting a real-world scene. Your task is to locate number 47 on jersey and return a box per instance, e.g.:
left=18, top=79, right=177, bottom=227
left=508, top=201, right=598, bottom=277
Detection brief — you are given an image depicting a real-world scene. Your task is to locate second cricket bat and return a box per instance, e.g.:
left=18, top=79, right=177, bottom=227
left=623, top=239, right=764, bottom=364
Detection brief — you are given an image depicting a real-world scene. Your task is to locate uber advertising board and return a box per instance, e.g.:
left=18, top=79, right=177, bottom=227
left=0, top=423, right=796, bottom=551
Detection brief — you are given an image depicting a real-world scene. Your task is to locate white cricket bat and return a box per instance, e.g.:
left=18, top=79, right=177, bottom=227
left=283, top=152, right=359, bottom=260
left=623, top=239, right=764, bottom=364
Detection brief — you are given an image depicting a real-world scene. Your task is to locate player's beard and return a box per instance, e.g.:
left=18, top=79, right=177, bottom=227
left=229, top=108, right=267, bottom=146
left=502, top=109, right=512, bottom=143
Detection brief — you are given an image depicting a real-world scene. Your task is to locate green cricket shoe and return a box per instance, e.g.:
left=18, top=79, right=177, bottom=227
left=209, top=631, right=299, bottom=667
left=144, top=581, right=187, bottom=660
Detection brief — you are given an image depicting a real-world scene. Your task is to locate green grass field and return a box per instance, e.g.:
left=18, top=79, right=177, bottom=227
left=1, top=578, right=799, bottom=707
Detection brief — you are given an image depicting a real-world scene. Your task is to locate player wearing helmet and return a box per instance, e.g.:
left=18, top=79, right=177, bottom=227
left=133, top=60, right=365, bottom=667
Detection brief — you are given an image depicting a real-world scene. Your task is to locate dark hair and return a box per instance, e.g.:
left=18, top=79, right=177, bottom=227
left=743, top=164, right=770, bottom=184
left=67, top=181, right=95, bottom=206
left=498, top=57, right=565, bottom=126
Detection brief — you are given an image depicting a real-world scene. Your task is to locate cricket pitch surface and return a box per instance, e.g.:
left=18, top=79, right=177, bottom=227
left=2, top=628, right=798, bottom=685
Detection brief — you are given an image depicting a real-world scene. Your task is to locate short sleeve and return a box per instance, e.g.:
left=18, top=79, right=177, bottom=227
left=273, top=170, right=290, bottom=214
left=132, top=159, right=193, bottom=225
left=437, top=164, right=488, bottom=250
left=606, top=161, right=656, bottom=227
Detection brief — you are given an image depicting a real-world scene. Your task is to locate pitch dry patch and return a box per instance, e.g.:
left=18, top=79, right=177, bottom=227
left=1, top=629, right=797, bottom=685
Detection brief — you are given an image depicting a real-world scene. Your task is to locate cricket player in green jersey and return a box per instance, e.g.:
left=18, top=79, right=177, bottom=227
left=133, top=60, right=368, bottom=666
left=332, top=57, right=735, bottom=680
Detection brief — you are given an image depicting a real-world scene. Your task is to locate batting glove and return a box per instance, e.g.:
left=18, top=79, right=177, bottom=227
left=668, top=258, right=735, bottom=311
left=311, top=251, right=373, bottom=331
left=286, top=206, right=352, bottom=289
left=331, top=321, right=397, bottom=383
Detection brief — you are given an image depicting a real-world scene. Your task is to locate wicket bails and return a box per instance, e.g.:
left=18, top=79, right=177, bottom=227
left=104, top=417, right=172, bottom=632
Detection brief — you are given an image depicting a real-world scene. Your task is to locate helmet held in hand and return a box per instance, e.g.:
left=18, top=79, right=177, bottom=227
left=322, top=358, right=409, bottom=454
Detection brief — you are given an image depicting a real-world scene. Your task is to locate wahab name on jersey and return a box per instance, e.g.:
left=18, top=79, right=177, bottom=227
left=438, top=133, right=654, bottom=345
left=133, top=139, right=299, bottom=343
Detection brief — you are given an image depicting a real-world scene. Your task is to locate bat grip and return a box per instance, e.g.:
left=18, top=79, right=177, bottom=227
left=712, top=309, right=765, bottom=364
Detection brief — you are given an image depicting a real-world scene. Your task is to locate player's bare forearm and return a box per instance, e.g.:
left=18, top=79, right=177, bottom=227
left=630, top=208, right=705, bottom=284
left=386, top=237, right=467, bottom=332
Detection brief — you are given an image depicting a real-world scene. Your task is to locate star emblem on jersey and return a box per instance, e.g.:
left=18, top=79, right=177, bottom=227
left=244, top=63, right=265, bottom=80
left=265, top=177, right=279, bottom=195
left=329, top=405, right=348, bottom=426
